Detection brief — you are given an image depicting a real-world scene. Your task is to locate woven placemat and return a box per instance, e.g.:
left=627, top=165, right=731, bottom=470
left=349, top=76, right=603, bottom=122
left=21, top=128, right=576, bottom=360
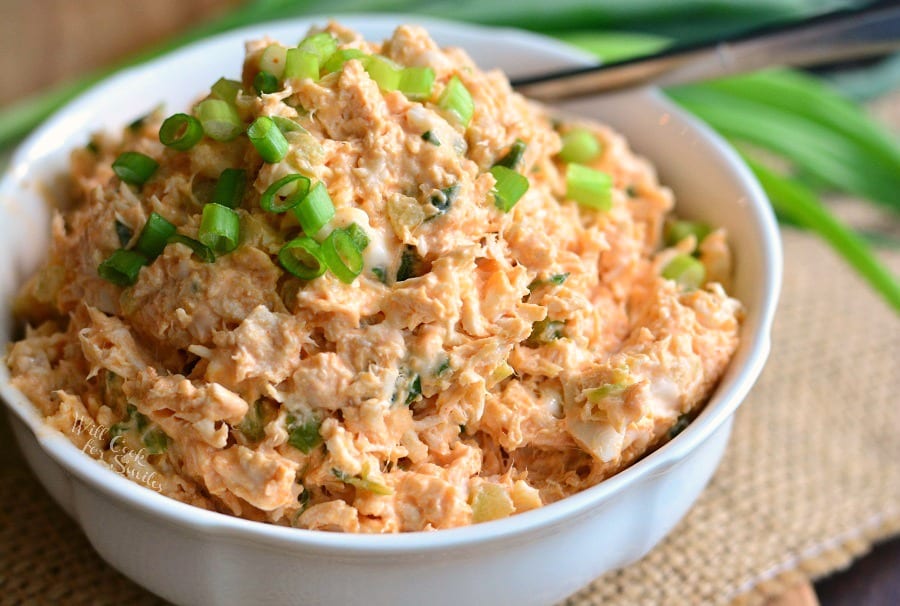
left=1, top=225, right=897, bottom=606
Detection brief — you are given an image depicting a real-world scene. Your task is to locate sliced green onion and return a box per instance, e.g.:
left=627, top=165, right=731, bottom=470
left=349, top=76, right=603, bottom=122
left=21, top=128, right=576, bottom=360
left=271, top=116, right=306, bottom=134
left=490, top=165, right=529, bottom=212
left=422, top=130, right=440, bottom=146
left=438, top=76, right=474, bottom=128
left=135, top=212, right=176, bottom=259
left=495, top=139, right=527, bottom=170
left=398, top=67, right=435, bottom=101
left=364, top=55, right=401, bottom=91
left=112, top=152, right=158, bottom=186
left=565, top=163, right=613, bottom=210
left=525, top=318, right=567, bottom=347
left=321, top=49, right=367, bottom=75
left=278, top=237, right=327, bottom=280
left=664, top=220, right=712, bottom=248
left=297, top=32, right=338, bottom=64
left=259, top=44, right=287, bottom=78
left=344, top=223, right=369, bottom=251
left=559, top=128, right=602, bottom=164
left=260, top=174, right=311, bottom=213
left=321, top=228, right=364, bottom=283
left=430, top=184, right=458, bottom=216
left=662, top=254, right=706, bottom=290
left=98, top=249, right=147, bottom=286
left=212, top=168, right=247, bottom=209
left=199, top=203, right=240, bottom=254
left=286, top=415, right=322, bottom=453
left=168, top=233, right=215, bottom=263
left=294, top=182, right=335, bottom=236
left=396, top=246, right=426, bottom=282
left=159, top=113, right=203, bottom=151
left=210, top=78, right=241, bottom=105
left=254, top=71, right=279, bottom=95
left=115, top=220, right=133, bottom=247
left=141, top=427, right=169, bottom=454
left=247, top=116, right=289, bottom=163
left=284, top=48, right=319, bottom=81
left=195, top=99, right=243, bottom=142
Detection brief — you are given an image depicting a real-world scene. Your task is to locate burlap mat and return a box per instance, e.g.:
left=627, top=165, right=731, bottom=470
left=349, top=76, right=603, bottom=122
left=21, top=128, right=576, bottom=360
left=2, top=103, right=899, bottom=604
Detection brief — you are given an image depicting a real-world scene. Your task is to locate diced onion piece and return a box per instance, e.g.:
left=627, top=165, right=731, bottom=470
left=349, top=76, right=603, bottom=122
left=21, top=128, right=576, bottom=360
left=168, top=234, right=215, bottom=263
left=260, top=174, right=311, bottom=213
left=158, top=113, right=203, bottom=151
left=294, top=182, right=335, bottom=236
left=98, top=249, right=147, bottom=286
left=112, top=152, right=158, bottom=186
left=558, top=128, right=601, bottom=164
left=490, top=165, right=529, bottom=212
left=438, top=76, right=474, bottom=127
left=259, top=44, right=287, bottom=78
left=398, top=67, right=435, bottom=100
left=664, top=220, right=712, bottom=248
left=565, top=163, right=612, bottom=210
left=247, top=116, right=289, bottom=163
left=297, top=32, right=338, bottom=64
left=196, top=99, right=243, bottom=141
left=212, top=168, right=247, bottom=209
left=284, top=48, right=319, bottom=81
left=471, top=484, right=515, bottom=523
left=278, top=237, right=327, bottom=280
left=662, top=254, right=707, bottom=290
left=199, top=203, right=240, bottom=254
left=321, top=228, right=364, bottom=284
left=134, top=212, right=176, bottom=259
left=321, top=48, right=367, bottom=74
left=364, top=55, right=401, bottom=91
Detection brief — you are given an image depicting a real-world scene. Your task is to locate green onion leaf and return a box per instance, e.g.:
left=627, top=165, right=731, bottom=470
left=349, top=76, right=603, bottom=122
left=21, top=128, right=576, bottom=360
left=141, top=427, right=169, bottom=454
left=664, top=220, right=711, bottom=249
left=344, top=223, right=369, bottom=252
left=261, top=174, right=311, bottom=213
left=495, top=139, right=527, bottom=170
left=297, top=32, right=338, bottom=64
left=247, top=116, right=289, bottom=163
left=278, top=236, right=327, bottom=280
left=284, top=48, right=319, bottom=81
left=565, top=163, right=612, bottom=210
left=112, top=152, right=158, bottom=186
left=421, top=130, right=440, bottom=146
left=396, top=246, right=426, bottom=282
left=253, top=70, right=280, bottom=95
left=238, top=399, right=272, bottom=443
left=438, top=75, right=474, bottom=127
left=321, top=48, right=367, bottom=75
left=168, top=233, right=215, bottom=263
left=286, top=415, right=322, bottom=453
left=98, top=249, right=147, bottom=286
left=259, top=44, right=287, bottom=78
left=212, top=168, right=247, bottom=209
left=321, top=228, right=364, bottom=283
left=195, top=99, right=243, bottom=142
left=271, top=116, right=306, bottom=134
left=490, top=165, right=529, bottom=212
left=134, top=212, right=176, bottom=259
left=210, top=78, right=242, bottom=105
left=398, top=67, right=435, bottom=101
left=661, top=254, right=706, bottom=290
left=525, top=318, right=567, bottom=347
left=198, top=203, right=240, bottom=254
left=115, top=220, right=133, bottom=248
left=293, top=181, right=335, bottom=236
left=158, top=113, right=203, bottom=151
left=364, top=55, right=401, bottom=91
left=559, top=128, right=601, bottom=164
left=429, top=184, right=458, bottom=216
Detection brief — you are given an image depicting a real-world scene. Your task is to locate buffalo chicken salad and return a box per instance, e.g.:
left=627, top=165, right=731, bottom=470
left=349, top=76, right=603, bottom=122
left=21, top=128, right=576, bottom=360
left=6, top=22, right=742, bottom=532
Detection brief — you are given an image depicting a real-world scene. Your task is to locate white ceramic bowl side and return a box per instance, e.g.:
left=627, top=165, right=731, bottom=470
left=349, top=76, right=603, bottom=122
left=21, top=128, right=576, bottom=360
left=0, top=15, right=781, bottom=606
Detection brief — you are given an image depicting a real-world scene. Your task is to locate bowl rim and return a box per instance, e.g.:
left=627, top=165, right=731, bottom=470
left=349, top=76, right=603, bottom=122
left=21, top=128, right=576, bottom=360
left=0, top=13, right=781, bottom=555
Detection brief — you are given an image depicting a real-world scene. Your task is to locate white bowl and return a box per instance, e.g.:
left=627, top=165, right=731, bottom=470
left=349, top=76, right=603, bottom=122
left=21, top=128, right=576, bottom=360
left=0, top=15, right=781, bottom=606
